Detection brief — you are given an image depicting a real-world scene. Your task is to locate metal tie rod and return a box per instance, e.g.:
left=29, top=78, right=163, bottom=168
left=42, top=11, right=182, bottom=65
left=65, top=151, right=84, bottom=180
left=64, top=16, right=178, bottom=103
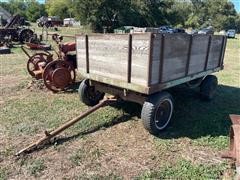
left=15, top=96, right=118, bottom=156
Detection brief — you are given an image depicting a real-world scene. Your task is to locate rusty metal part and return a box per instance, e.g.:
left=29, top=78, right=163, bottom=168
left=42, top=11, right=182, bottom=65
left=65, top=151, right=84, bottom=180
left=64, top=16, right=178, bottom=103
left=222, top=114, right=240, bottom=175
left=0, top=14, right=34, bottom=44
left=42, top=60, right=76, bottom=92
left=15, top=96, right=118, bottom=156
left=61, top=42, right=76, bottom=54
left=22, top=33, right=77, bottom=92
left=26, top=42, right=51, bottom=51
left=27, top=53, right=53, bottom=79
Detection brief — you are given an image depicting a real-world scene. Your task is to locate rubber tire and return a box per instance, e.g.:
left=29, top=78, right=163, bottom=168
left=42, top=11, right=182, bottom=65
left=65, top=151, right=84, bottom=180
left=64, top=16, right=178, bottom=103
left=78, top=79, right=105, bottom=106
left=18, top=29, right=34, bottom=43
left=141, top=91, right=174, bottom=135
left=200, top=75, right=218, bottom=101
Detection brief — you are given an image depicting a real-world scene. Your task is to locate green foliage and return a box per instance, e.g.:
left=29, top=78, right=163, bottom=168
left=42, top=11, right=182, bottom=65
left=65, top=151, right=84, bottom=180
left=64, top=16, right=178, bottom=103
left=26, top=159, right=46, bottom=176
left=26, top=1, right=47, bottom=22
left=0, top=168, right=7, bottom=180
left=0, top=0, right=46, bottom=22
left=45, top=0, right=73, bottom=20
left=74, top=0, right=171, bottom=32
left=1, top=0, right=239, bottom=31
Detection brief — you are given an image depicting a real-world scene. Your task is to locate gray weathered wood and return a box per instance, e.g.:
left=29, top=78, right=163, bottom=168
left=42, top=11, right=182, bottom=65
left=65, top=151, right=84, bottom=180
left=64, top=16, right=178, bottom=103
left=77, top=33, right=226, bottom=95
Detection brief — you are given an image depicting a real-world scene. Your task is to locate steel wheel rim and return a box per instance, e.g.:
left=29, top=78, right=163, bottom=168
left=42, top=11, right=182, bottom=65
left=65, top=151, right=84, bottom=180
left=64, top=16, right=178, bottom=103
left=154, top=99, right=173, bottom=130
left=43, top=60, right=76, bottom=92
left=27, top=53, right=48, bottom=77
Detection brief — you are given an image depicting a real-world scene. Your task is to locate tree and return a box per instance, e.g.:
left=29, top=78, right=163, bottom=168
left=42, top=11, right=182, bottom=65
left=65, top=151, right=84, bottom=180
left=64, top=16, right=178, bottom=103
left=74, top=0, right=169, bottom=32
left=0, top=0, right=46, bottom=22
left=45, top=0, right=73, bottom=19
left=26, top=0, right=47, bottom=22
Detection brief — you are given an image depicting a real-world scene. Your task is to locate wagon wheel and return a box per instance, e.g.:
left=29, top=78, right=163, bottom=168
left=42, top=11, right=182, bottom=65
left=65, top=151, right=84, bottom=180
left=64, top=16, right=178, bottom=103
left=27, top=53, right=52, bottom=78
left=43, top=60, right=76, bottom=92
left=200, top=75, right=218, bottom=101
left=141, top=91, right=174, bottom=135
left=78, top=79, right=105, bottom=106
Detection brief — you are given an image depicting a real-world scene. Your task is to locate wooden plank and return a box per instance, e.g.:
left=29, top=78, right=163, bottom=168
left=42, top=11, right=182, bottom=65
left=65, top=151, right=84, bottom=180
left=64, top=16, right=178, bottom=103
left=188, top=35, right=209, bottom=74
left=127, top=33, right=150, bottom=85
left=82, top=72, right=149, bottom=94
left=161, top=34, right=190, bottom=82
left=149, top=33, right=162, bottom=85
left=76, top=36, right=86, bottom=73
left=207, top=36, right=223, bottom=69
left=148, top=67, right=222, bottom=94
left=88, top=34, right=129, bottom=82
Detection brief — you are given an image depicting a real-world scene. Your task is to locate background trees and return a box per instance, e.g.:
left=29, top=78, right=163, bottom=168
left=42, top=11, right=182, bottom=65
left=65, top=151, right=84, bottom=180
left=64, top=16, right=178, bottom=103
left=0, top=0, right=239, bottom=32
left=0, top=0, right=47, bottom=22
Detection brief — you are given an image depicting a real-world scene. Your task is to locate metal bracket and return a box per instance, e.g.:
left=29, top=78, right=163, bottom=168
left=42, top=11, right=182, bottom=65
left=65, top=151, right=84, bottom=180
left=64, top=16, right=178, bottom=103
left=222, top=114, right=240, bottom=176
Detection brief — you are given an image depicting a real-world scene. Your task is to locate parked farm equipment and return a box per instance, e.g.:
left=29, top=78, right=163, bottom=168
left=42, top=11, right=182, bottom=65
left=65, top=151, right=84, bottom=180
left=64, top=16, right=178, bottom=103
left=0, top=14, right=34, bottom=46
left=22, top=34, right=77, bottom=92
left=16, top=33, right=227, bottom=156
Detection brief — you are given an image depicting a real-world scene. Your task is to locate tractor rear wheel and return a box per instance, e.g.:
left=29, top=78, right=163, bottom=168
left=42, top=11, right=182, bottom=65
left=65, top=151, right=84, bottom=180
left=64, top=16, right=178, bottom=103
left=18, top=29, right=34, bottom=43
left=43, top=60, right=76, bottom=92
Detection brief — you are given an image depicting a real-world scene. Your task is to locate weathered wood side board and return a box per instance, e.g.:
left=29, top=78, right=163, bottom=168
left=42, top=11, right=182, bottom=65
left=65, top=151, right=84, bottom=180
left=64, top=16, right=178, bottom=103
left=77, top=33, right=227, bottom=95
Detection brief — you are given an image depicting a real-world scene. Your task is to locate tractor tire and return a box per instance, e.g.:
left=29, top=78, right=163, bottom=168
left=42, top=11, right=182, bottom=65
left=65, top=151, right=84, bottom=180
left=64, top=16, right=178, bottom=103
left=18, top=29, right=34, bottom=43
left=141, top=91, right=174, bottom=135
left=78, top=79, right=105, bottom=106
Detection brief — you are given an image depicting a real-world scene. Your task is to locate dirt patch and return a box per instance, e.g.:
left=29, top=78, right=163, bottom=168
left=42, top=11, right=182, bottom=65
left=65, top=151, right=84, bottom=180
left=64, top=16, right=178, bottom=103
left=1, top=118, right=232, bottom=179
left=180, top=141, right=224, bottom=165
left=4, top=120, right=163, bottom=179
left=0, top=75, right=24, bottom=89
left=26, top=79, right=48, bottom=92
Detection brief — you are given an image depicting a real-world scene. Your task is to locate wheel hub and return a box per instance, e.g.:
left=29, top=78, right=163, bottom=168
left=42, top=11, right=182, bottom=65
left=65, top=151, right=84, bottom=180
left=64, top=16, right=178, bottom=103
left=154, top=100, right=172, bottom=130
left=52, top=68, right=71, bottom=88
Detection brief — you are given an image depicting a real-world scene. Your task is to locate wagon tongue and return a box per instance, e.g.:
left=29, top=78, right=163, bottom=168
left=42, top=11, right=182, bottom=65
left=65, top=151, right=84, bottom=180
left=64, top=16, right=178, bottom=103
left=221, top=114, right=240, bottom=176
left=15, top=96, right=118, bottom=156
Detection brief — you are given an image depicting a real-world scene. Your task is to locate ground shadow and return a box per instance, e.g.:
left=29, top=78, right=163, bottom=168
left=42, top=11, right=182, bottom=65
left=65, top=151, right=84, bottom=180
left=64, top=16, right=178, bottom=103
left=30, top=101, right=140, bottom=153
left=31, top=84, right=240, bottom=153
left=158, top=84, right=240, bottom=139
left=63, top=81, right=81, bottom=93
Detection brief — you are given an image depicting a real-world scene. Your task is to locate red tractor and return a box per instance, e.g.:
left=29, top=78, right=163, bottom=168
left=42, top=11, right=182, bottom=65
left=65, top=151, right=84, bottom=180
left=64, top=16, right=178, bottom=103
left=22, top=34, right=77, bottom=92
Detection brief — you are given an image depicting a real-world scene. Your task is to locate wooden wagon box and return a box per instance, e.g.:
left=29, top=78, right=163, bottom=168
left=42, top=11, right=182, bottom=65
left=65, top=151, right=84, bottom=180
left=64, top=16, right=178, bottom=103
left=76, top=33, right=227, bottom=95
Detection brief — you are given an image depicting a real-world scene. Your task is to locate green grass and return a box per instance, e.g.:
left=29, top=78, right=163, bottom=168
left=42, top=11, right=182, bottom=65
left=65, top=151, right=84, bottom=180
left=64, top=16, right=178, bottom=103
left=137, top=159, right=228, bottom=179
left=0, top=168, right=7, bottom=180
left=25, top=159, right=46, bottom=176
left=0, top=33, right=239, bottom=178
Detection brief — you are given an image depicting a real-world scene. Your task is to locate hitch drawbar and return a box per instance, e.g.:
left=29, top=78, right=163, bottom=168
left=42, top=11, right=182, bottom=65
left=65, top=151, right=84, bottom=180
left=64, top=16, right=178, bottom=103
left=222, top=114, right=240, bottom=176
left=15, top=96, right=118, bottom=156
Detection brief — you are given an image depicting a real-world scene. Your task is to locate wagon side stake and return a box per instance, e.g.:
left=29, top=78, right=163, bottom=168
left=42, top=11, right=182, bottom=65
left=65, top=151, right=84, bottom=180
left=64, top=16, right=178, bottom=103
left=15, top=96, right=118, bottom=156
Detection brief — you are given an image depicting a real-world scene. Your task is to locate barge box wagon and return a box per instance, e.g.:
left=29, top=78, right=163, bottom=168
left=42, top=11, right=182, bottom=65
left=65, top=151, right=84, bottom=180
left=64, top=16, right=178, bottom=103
left=76, top=33, right=226, bottom=95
